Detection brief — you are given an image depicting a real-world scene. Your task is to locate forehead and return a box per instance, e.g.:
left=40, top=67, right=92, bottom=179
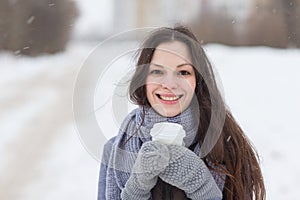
left=151, top=41, right=191, bottom=65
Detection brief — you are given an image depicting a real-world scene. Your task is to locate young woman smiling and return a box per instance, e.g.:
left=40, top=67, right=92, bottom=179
left=98, top=26, right=266, bottom=200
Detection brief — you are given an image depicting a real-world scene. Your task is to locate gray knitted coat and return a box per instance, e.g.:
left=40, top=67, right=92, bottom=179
left=98, top=106, right=225, bottom=199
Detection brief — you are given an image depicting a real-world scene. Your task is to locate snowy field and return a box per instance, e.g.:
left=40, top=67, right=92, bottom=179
left=0, top=40, right=299, bottom=199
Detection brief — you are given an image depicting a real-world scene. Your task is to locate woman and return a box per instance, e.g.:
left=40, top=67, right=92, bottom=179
left=98, top=26, right=266, bottom=199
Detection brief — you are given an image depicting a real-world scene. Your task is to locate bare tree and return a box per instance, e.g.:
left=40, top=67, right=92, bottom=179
left=189, top=0, right=300, bottom=48
left=0, top=0, right=78, bottom=56
left=191, top=2, right=238, bottom=46
left=281, top=0, right=300, bottom=47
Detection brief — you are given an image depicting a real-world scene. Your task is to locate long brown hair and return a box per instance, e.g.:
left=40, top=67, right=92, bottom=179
left=128, top=26, right=266, bottom=200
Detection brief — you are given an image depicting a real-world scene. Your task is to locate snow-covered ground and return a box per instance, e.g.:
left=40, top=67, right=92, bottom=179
left=205, top=45, right=300, bottom=199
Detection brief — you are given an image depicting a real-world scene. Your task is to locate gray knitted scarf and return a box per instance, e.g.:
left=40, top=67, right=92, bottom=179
left=101, top=104, right=225, bottom=199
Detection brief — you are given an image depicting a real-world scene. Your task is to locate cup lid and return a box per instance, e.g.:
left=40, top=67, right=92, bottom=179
left=150, top=122, right=186, bottom=145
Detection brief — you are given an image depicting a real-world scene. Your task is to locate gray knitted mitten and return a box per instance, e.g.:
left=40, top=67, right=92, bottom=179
left=121, top=141, right=170, bottom=200
left=159, top=145, right=223, bottom=200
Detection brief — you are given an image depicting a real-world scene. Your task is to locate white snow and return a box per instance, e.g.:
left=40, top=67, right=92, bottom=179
left=73, top=0, right=113, bottom=40
left=20, top=125, right=99, bottom=200
left=205, top=45, right=300, bottom=199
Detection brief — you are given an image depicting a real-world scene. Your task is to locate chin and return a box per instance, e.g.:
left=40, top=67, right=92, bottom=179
left=159, top=109, right=181, bottom=117
left=150, top=102, right=185, bottom=117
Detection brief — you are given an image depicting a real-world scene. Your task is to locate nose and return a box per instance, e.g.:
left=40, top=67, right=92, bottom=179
left=161, top=74, right=178, bottom=90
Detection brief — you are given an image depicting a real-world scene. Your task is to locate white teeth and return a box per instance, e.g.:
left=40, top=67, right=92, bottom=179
left=160, top=95, right=179, bottom=101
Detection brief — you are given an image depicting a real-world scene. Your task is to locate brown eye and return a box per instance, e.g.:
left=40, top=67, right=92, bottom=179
left=178, top=70, right=191, bottom=76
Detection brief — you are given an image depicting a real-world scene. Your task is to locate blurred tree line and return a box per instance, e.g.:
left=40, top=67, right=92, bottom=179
left=0, top=0, right=78, bottom=56
left=0, top=0, right=299, bottom=56
left=191, top=0, right=300, bottom=48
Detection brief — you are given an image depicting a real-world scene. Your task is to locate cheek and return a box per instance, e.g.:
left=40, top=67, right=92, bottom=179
left=183, top=78, right=196, bottom=94
left=145, top=81, right=155, bottom=99
left=191, top=76, right=197, bottom=91
left=146, top=76, right=161, bottom=91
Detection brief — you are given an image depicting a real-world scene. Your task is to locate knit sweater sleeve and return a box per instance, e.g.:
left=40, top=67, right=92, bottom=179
left=207, top=161, right=226, bottom=193
left=98, top=162, right=108, bottom=200
left=98, top=137, right=122, bottom=200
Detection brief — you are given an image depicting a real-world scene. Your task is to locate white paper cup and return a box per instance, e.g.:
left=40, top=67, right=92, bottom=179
left=150, top=122, right=186, bottom=145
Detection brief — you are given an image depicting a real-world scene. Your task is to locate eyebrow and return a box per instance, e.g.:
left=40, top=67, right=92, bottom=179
left=150, top=62, right=193, bottom=68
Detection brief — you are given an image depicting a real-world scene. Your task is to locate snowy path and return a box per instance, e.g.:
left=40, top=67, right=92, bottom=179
left=1, top=68, right=75, bottom=199
left=0, top=43, right=99, bottom=200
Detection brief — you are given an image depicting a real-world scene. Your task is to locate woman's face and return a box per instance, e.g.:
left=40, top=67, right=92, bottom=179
left=146, top=41, right=196, bottom=117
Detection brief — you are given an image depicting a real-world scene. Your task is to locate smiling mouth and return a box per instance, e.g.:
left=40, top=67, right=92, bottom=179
left=156, top=94, right=183, bottom=101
